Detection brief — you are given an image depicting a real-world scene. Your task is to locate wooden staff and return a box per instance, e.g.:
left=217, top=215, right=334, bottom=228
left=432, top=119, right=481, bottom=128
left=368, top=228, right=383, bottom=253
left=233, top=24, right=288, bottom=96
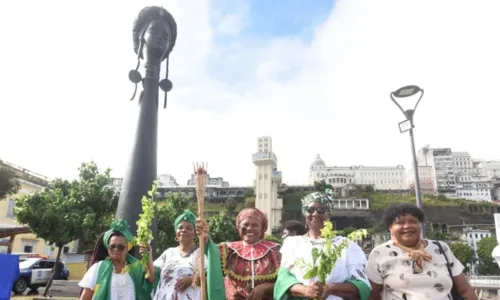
left=193, top=162, right=208, bottom=300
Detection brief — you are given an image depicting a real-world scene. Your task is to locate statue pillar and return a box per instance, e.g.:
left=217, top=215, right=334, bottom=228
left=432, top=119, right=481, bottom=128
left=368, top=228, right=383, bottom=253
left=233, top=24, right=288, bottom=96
left=115, top=6, right=177, bottom=258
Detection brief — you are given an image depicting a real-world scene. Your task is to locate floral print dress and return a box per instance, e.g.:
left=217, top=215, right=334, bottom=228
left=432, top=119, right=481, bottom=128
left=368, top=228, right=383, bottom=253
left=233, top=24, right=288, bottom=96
left=153, top=247, right=205, bottom=300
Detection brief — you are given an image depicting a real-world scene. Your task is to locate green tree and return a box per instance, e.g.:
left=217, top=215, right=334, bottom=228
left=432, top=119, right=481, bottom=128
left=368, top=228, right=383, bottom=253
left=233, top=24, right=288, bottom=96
left=0, top=168, right=20, bottom=200
left=207, top=211, right=239, bottom=243
left=225, top=197, right=237, bottom=216
left=14, top=181, right=81, bottom=296
left=264, top=234, right=282, bottom=244
left=74, top=162, right=119, bottom=251
left=156, top=193, right=191, bottom=255
left=477, top=236, right=500, bottom=275
left=243, top=195, right=255, bottom=208
left=449, top=242, right=474, bottom=268
left=314, top=180, right=333, bottom=192
left=282, top=191, right=308, bottom=224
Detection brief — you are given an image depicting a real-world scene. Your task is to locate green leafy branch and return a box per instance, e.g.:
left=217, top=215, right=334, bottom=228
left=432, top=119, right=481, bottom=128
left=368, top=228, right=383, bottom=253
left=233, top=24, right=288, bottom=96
left=294, top=221, right=367, bottom=290
left=125, top=181, right=157, bottom=278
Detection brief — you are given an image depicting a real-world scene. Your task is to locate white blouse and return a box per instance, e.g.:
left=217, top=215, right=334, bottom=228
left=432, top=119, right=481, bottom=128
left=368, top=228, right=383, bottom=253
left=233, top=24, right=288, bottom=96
left=79, top=261, right=135, bottom=300
left=366, top=240, right=464, bottom=300
left=281, top=235, right=371, bottom=300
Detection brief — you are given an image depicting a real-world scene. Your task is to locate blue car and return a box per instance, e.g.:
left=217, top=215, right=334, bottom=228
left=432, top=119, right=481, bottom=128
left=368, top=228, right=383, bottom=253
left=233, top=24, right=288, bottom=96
left=12, top=257, right=70, bottom=295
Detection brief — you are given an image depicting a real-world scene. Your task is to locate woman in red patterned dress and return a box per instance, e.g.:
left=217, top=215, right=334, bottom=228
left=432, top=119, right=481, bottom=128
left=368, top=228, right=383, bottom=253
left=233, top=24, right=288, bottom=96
left=197, top=208, right=281, bottom=300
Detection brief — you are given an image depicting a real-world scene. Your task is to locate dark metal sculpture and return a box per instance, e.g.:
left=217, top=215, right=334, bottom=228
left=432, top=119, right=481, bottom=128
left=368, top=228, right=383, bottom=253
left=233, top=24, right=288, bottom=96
left=115, top=6, right=177, bottom=257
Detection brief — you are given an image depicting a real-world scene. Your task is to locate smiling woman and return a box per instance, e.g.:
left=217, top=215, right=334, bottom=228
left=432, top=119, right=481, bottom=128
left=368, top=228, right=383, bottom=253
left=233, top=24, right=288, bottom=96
left=366, top=203, right=477, bottom=300
left=273, top=190, right=371, bottom=300
left=197, top=208, right=281, bottom=300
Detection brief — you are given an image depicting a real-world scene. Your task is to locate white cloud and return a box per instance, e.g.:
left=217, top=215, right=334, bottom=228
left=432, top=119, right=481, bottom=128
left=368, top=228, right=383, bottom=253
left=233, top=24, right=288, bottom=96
left=0, top=0, right=499, bottom=187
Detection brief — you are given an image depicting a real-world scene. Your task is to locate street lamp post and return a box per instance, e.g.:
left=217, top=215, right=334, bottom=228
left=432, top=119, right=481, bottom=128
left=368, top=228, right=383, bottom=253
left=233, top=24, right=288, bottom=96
left=390, top=85, right=425, bottom=236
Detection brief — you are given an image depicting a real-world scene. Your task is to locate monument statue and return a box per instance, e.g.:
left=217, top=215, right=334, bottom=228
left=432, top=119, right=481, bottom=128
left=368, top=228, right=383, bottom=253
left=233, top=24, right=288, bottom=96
left=115, top=6, right=177, bottom=257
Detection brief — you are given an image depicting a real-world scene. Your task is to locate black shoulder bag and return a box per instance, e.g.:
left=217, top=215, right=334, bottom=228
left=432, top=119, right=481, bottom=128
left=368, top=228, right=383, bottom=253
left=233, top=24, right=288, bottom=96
left=433, top=241, right=464, bottom=300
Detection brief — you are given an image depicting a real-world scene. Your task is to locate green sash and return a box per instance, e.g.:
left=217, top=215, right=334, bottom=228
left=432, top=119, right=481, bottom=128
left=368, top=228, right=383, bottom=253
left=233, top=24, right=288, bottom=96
left=273, top=267, right=370, bottom=300
left=203, top=238, right=227, bottom=300
left=93, top=255, right=161, bottom=300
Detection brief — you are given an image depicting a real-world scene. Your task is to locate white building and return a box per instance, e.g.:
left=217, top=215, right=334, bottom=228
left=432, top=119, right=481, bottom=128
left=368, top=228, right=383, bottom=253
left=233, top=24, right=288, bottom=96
left=407, top=165, right=437, bottom=195
left=455, top=172, right=492, bottom=201
left=463, top=228, right=492, bottom=253
left=309, top=154, right=406, bottom=191
left=252, top=136, right=282, bottom=234
left=452, top=152, right=473, bottom=174
left=417, top=147, right=456, bottom=196
left=476, top=161, right=500, bottom=180
left=187, top=174, right=229, bottom=187
left=158, top=174, right=179, bottom=187
left=110, top=173, right=181, bottom=190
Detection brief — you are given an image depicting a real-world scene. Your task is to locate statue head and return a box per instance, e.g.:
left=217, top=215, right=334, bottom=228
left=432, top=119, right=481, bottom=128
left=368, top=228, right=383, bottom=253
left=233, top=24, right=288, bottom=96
left=133, top=6, right=177, bottom=62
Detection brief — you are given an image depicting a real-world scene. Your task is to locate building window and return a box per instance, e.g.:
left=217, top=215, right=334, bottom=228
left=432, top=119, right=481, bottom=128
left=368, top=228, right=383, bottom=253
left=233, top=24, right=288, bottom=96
left=264, top=174, right=268, bottom=180
left=63, top=246, right=70, bottom=254
left=24, top=245, right=34, bottom=253
left=6, top=198, right=14, bottom=218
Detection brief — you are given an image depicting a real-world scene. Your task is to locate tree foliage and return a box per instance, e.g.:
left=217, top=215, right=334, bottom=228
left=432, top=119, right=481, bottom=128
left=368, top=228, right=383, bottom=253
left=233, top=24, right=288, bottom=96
left=0, top=168, right=20, bottom=200
left=225, top=197, right=237, bottom=216
left=207, top=211, right=239, bottom=244
left=244, top=195, right=255, bottom=208
left=156, top=193, right=192, bottom=255
left=13, top=161, right=118, bottom=295
left=14, top=179, right=81, bottom=296
left=477, top=236, right=500, bottom=275
left=264, top=234, right=282, bottom=244
left=314, top=180, right=333, bottom=192
left=75, top=162, right=119, bottom=251
left=449, top=242, right=474, bottom=268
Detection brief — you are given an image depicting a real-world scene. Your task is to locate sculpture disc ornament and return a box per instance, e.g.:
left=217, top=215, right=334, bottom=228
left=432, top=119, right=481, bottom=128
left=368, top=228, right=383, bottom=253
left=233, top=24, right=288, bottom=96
left=129, top=6, right=177, bottom=107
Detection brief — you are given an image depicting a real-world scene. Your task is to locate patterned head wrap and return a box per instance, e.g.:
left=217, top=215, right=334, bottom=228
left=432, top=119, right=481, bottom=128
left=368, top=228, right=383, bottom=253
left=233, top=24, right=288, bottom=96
left=236, top=208, right=268, bottom=239
left=174, top=209, right=197, bottom=229
left=301, top=189, right=334, bottom=213
left=103, top=219, right=134, bottom=249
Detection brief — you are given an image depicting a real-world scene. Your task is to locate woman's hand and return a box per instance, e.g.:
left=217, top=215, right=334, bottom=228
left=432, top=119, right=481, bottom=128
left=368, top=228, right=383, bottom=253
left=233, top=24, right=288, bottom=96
left=246, top=282, right=273, bottom=300
left=175, top=276, right=193, bottom=292
left=196, top=218, right=209, bottom=245
left=193, top=275, right=201, bottom=286
left=304, top=282, right=324, bottom=299
left=139, top=244, right=152, bottom=256
left=139, top=244, right=155, bottom=283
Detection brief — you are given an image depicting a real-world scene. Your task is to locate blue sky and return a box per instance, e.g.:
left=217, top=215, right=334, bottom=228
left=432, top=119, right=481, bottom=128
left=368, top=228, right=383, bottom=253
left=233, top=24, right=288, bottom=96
left=1, top=0, right=500, bottom=186
left=240, top=0, right=334, bottom=39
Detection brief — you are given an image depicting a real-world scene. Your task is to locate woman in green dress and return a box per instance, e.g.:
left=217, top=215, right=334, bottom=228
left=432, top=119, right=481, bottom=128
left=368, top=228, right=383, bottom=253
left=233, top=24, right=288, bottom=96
left=79, top=219, right=160, bottom=300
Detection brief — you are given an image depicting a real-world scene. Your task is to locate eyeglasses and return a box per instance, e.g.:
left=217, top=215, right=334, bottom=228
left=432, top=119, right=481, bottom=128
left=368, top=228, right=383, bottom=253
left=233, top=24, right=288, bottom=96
left=306, top=207, right=328, bottom=214
left=108, top=244, right=126, bottom=251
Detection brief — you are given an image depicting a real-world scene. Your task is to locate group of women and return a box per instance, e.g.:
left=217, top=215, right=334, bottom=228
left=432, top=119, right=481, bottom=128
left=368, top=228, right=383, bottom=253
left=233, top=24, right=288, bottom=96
left=78, top=189, right=478, bottom=300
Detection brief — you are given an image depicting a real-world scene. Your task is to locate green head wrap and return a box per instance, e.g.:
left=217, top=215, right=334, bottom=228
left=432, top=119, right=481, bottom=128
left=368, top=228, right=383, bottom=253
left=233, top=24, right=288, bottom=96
left=301, top=189, right=333, bottom=213
left=174, top=210, right=197, bottom=229
left=103, top=219, right=134, bottom=248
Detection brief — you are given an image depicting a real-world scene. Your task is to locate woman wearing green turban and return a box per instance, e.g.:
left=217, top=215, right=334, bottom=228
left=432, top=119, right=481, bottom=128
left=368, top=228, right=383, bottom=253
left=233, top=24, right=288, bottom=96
left=79, top=219, right=160, bottom=300
left=273, top=189, right=371, bottom=300
left=152, top=210, right=206, bottom=300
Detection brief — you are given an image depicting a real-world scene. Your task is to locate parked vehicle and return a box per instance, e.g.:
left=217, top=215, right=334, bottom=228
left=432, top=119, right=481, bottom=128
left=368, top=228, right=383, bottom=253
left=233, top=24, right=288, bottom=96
left=12, top=256, right=70, bottom=295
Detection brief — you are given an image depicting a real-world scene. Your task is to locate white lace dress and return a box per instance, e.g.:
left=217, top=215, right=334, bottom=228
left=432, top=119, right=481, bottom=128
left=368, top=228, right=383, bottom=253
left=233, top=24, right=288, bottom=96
left=281, top=235, right=371, bottom=300
left=152, top=247, right=206, bottom=300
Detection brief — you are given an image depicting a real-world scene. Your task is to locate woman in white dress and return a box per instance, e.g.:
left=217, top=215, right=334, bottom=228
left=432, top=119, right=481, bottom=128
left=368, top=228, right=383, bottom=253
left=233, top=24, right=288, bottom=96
left=274, top=190, right=371, bottom=300
left=366, top=203, right=476, bottom=300
left=153, top=210, right=205, bottom=300
left=79, top=219, right=158, bottom=300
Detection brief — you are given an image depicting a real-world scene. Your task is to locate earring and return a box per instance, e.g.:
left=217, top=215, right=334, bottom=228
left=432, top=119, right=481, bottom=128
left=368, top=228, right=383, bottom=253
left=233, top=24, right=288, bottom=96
left=175, top=236, right=179, bottom=241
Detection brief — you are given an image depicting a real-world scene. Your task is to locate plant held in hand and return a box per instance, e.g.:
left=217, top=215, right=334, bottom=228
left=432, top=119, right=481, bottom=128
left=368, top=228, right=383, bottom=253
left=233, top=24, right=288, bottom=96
left=127, top=181, right=158, bottom=278
left=295, top=221, right=367, bottom=294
